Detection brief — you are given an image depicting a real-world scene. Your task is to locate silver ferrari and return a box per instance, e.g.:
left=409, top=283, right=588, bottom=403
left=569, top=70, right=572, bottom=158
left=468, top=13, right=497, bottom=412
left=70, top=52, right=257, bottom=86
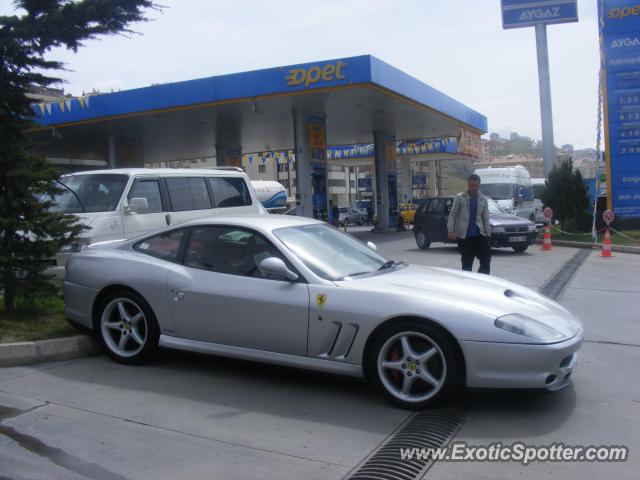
left=64, top=215, right=583, bottom=409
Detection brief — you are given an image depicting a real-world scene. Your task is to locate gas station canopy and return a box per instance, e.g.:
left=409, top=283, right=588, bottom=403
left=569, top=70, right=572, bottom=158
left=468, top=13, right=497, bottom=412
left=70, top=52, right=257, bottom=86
left=29, top=55, right=486, bottom=163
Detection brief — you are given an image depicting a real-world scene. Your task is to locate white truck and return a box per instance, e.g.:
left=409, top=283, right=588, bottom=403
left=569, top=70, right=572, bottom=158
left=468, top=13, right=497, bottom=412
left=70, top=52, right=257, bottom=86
left=473, top=165, right=536, bottom=221
left=251, top=180, right=287, bottom=212
left=531, top=177, right=547, bottom=224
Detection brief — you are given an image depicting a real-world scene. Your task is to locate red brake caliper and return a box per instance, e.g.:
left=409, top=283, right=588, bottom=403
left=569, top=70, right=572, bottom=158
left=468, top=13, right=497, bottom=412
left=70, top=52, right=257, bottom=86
left=389, top=346, right=402, bottom=385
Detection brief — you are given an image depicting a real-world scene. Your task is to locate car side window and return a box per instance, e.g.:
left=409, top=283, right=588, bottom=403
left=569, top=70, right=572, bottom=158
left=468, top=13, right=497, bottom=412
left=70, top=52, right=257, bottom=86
left=127, top=179, right=163, bottom=214
left=166, top=177, right=212, bottom=211
left=184, top=226, right=295, bottom=280
left=207, top=177, right=252, bottom=208
left=427, top=199, right=443, bottom=215
left=444, top=199, right=453, bottom=215
left=134, top=229, right=185, bottom=262
left=420, top=200, right=431, bottom=214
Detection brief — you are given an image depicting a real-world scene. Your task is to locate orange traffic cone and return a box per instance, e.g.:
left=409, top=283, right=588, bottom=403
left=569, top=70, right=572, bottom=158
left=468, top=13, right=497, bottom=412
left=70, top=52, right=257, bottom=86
left=600, top=228, right=613, bottom=257
left=541, top=224, right=553, bottom=250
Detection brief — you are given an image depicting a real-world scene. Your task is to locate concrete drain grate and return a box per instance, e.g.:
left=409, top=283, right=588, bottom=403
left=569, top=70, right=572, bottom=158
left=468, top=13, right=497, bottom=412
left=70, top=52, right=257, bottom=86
left=345, top=409, right=466, bottom=480
left=539, top=249, right=591, bottom=300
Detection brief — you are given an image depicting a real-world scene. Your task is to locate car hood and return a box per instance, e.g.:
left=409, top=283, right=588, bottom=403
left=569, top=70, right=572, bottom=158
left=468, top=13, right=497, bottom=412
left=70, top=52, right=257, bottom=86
left=341, top=265, right=582, bottom=338
left=490, top=213, right=532, bottom=227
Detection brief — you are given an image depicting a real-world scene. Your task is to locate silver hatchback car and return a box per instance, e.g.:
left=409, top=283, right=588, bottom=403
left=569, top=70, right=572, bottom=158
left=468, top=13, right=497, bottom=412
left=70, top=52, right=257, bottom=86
left=64, top=216, right=583, bottom=409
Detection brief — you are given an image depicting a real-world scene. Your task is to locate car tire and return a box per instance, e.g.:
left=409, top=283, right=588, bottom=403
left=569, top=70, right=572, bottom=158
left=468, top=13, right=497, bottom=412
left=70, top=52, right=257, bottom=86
left=512, top=245, right=528, bottom=253
left=96, top=290, right=160, bottom=365
left=366, top=321, right=463, bottom=410
left=415, top=229, right=431, bottom=250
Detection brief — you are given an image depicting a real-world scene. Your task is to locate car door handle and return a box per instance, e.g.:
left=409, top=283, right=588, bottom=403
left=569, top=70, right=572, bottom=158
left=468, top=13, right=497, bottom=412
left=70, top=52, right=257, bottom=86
left=173, top=291, right=184, bottom=301
left=165, top=214, right=172, bottom=225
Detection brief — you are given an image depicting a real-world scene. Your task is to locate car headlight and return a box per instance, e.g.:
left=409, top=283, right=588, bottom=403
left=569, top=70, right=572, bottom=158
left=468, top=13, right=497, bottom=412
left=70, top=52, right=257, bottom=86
left=59, top=238, right=91, bottom=253
left=492, top=226, right=505, bottom=233
left=494, top=314, right=565, bottom=341
left=528, top=224, right=537, bottom=231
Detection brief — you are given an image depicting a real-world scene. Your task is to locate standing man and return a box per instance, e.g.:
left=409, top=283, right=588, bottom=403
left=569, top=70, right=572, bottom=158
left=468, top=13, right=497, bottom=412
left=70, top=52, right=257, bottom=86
left=329, top=200, right=339, bottom=227
left=447, top=174, right=492, bottom=274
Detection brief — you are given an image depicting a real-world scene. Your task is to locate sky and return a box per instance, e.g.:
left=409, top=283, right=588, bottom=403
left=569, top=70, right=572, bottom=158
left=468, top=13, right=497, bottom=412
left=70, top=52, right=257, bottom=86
left=2, top=0, right=602, bottom=149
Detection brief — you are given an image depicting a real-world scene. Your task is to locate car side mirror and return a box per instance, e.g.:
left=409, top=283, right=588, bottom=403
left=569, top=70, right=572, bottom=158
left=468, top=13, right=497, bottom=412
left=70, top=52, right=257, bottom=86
left=367, top=241, right=378, bottom=251
left=126, top=197, right=148, bottom=214
left=260, top=257, right=298, bottom=281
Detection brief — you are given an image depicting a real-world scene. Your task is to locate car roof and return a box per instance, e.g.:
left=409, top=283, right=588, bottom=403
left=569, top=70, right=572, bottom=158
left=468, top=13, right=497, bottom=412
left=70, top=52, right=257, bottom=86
left=62, top=168, right=245, bottom=177
left=180, top=214, right=323, bottom=231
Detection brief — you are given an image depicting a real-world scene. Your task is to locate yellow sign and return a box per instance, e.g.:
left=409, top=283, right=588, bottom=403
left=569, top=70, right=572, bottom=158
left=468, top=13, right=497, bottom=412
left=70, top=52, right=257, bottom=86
left=309, top=120, right=327, bottom=161
left=385, top=139, right=396, bottom=161
left=286, top=61, right=346, bottom=87
left=316, top=293, right=327, bottom=308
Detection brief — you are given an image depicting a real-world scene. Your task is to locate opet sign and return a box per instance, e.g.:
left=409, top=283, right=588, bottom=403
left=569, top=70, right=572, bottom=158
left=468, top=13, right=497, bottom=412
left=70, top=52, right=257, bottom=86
left=285, top=61, right=347, bottom=87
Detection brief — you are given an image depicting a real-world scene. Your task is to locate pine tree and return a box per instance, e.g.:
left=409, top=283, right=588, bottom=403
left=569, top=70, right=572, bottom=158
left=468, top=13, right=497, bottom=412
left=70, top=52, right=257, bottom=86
left=0, top=0, right=159, bottom=312
left=541, top=160, right=590, bottom=231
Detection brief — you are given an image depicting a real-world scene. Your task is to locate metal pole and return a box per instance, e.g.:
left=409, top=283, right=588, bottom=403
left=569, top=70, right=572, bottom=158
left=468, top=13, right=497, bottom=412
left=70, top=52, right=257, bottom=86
left=535, top=23, right=556, bottom=176
left=107, top=131, right=117, bottom=168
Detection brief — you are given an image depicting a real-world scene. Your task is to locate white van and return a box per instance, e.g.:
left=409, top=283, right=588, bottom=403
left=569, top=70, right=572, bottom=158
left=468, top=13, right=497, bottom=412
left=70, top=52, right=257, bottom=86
left=474, top=165, right=536, bottom=221
left=531, top=177, right=547, bottom=224
left=46, top=167, right=266, bottom=282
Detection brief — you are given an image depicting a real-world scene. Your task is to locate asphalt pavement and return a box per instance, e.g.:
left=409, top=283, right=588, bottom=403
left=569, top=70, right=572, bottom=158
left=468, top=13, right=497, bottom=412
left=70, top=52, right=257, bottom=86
left=0, top=230, right=638, bottom=480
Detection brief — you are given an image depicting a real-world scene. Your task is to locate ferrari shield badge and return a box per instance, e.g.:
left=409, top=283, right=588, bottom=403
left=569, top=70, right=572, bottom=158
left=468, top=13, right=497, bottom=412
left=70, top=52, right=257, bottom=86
left=316, top=293, right=327, bottom=308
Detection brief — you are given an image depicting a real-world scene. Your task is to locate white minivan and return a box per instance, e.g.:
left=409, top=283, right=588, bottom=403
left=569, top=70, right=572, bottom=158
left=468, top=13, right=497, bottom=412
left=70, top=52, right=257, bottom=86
left=474, top=165, right=536, bottom=221
left=46, top=167, right=266, bottom=282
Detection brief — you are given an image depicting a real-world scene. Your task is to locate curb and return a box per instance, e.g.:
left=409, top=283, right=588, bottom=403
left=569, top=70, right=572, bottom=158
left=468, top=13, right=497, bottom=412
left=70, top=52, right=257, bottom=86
left=0, top=334, right=101, bottom=368
left=534, top=237, right=640, bottom=254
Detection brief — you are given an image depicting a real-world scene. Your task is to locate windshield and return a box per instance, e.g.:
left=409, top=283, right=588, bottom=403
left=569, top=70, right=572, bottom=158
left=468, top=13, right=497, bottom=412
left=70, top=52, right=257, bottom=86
left=273, top=224, right=390, bottom=280
left=486, top=197, right=507, bottom=215
left=532, top=184, right=545, bottom=199
left=480, top=183, right=516, bottom=200
left=46, top=174, right=129, bottom=213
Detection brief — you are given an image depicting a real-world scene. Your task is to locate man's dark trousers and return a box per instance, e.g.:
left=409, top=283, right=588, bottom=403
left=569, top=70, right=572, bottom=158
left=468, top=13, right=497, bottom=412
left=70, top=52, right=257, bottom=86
left=457, top=235, right=491, bottom=274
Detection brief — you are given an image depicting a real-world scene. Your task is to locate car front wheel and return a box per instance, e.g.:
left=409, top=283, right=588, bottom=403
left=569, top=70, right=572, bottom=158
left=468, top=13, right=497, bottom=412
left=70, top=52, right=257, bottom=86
left=367, top=322, right=462, bottom=409
left=415, top=229, right=431, bottom=250
left=97, top=291, right=160, bottom=365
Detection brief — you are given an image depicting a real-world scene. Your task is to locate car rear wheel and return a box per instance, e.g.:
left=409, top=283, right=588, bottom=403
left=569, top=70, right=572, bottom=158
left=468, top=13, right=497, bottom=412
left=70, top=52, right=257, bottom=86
left=367, top=322, right=462, bottom=409
left=512, top=245, right=528, bottom=253
left=415, top=229, right=431, bottom=250
left=97, top=291, right=160, bottom=365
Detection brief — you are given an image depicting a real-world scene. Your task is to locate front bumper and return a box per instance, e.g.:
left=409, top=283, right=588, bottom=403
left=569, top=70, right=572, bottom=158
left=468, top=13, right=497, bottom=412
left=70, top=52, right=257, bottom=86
left=460, top=330, right=583, bottom=390
left=491, top=231, right=537, bottom=248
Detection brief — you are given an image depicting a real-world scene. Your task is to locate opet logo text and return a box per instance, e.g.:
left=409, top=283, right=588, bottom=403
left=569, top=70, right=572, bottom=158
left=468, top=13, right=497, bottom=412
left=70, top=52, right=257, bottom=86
left=286, top=61, right=346, bottom=87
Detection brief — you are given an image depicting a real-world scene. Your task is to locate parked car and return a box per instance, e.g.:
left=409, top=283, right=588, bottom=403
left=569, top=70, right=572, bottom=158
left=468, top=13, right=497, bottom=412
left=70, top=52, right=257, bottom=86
left=65, top=215, right=583, bottom=409
left=338, top=207, right=366, bottom=226
left=41, top=167, right=264, bottom=284
left=399, top=203, right=419, bottom=225
left=413, top=196, right=537, bottom=253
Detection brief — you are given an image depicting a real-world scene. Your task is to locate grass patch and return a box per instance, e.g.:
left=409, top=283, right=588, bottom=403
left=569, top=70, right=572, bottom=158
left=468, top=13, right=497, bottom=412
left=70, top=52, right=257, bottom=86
left=0, top=295, right=78, bottom=343
left=548, top=227, right=640, bottom=247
